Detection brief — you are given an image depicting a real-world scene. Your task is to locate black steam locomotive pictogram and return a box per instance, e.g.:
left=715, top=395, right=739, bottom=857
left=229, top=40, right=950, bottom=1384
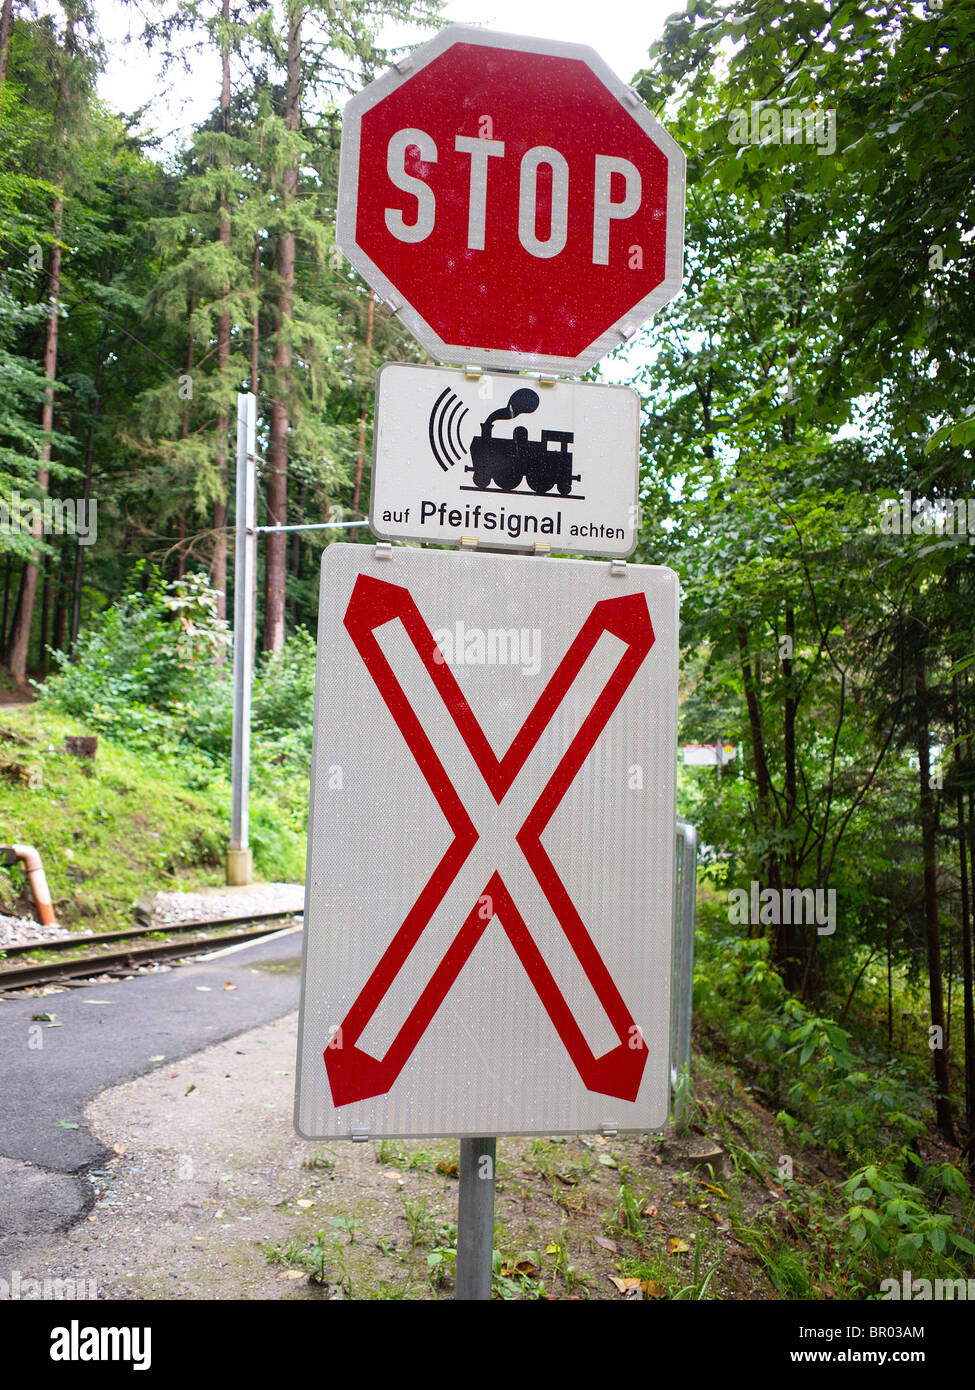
left=428, top=386, right=582, bottom=498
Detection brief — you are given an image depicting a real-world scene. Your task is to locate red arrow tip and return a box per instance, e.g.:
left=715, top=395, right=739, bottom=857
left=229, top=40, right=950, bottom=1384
left=324, top=1044, right=393, bottom=1108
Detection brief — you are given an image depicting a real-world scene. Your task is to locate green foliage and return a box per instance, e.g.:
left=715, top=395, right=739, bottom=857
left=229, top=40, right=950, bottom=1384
left=251, top=627, right=318, bottom=763
left=695, top=905, right=974, bottom=1288
left=739, top=1228, right=816, bottom=1300
left=489, top=1248, right=544, bottom=1300
left=22, top=570, right=307, bottom=893
left=694, top=906, right=931, bottom=1163
left=36, top=574, right=313, bottom=880
left=672, top=1224, right=720, bottom=1300
left=839, top=1158, right=975, bottom=1283
left=0, top=705, right=231, bottom=931
left=37, top=568, right=229, bottom=741
left=614, top=1173, right=644, bottom=1239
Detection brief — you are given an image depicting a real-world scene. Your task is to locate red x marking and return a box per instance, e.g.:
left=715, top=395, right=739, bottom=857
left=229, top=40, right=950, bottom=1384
left=324, top=573, right=655, bottom=1106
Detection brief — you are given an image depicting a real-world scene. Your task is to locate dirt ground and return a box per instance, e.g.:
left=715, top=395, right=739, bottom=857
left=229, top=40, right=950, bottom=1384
left=9, top=1005, right=837, bottom=1301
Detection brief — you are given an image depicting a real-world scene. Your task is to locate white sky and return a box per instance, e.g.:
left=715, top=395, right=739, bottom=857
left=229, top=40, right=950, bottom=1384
left=97, top=0, right=686, bottom=150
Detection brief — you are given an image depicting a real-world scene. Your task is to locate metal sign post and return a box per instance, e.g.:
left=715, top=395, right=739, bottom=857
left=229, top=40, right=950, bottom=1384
left=456, top=1137, right=496, bottom=1300
left=226, top=394, right=369, bottom=886
left=228, top=392, right=257, bottom=886
left=671, top=821, right=698, bottom=1127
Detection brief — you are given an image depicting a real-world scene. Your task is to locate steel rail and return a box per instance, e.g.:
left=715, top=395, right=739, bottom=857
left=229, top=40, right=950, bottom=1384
left=0, top=909, right=302, bottom=960
left=0, top=920, right=300, bottom=991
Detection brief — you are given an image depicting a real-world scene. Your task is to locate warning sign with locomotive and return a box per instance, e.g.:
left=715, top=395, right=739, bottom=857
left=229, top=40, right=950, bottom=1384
left=369, top=363, right=642, bottom=558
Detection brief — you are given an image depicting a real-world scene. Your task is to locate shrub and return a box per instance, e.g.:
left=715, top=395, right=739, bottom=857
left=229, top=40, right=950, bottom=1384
left=38, top=568, right=229, bottom=740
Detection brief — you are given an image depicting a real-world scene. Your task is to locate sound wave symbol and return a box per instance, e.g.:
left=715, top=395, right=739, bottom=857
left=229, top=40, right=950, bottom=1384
left=428, top=389, right=470, bottom=472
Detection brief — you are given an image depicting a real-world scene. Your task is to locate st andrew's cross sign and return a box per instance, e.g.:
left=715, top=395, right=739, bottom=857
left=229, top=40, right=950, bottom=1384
left=295, top=545, right=678, bottom=1138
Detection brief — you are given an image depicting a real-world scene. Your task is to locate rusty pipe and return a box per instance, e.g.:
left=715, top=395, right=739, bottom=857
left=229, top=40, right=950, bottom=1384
left=2, top=843, right=56, bottom=926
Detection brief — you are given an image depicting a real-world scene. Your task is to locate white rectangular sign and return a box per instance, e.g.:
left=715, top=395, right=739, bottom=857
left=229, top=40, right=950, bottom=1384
left=682, top=742, right=737, bottom=766
left=369, top=364, right=641, bottom=559
left=295, top=544, right=678, bottom=1139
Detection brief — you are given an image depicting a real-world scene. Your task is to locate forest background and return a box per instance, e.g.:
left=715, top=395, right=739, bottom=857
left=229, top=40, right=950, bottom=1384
left=0, top=0, right=973, bottom=1293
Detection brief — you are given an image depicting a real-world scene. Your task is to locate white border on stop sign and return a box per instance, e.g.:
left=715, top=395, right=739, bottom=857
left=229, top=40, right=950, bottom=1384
left=336, top=24, right=686, bottom=376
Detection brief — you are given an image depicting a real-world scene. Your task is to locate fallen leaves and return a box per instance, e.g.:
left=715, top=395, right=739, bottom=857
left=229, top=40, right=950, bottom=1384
left=699, top=1205, right=730, bottom=1232
left=667, top=1237, right=690, bottom=1254
left=698, top=1181, right=730, bottom=1200
left=608, top=1275, right=667, bottom=1299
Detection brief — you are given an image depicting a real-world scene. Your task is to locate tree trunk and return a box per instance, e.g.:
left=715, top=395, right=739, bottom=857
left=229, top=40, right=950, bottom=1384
left=172, top=302, right=195, bottom=583
left=263, top=2, right=300, bottom=654
left=210, top=0, right=232, bottom=621
left=70, top=339, right=104, bottom=651
left=352, top=288, right=375, bottom=515
left=6, top=14, right=73, bottom=682
left=251, top=229, right=260, bottom=395
left=250, top=230, right=259, bottom=664
left=1, top=556, right=10, bottom=645
left=6, top=193, right=62, bottom=681
left=51, top=537, right=68, bottom=655
left=781, top=604, right=804, bottom=990
left=956, top=688, right=975, bottom=1162
left=915, top=642, right=956, bottom=1143
left=0, top=0, right=13, bottom=85
left=886, top=913, right=894, bottom=1051
left=5, top=564, right=26, bottom=664
left=39, top=565, right=50, bottom=674
left=736, top=624, right=783, bottom=957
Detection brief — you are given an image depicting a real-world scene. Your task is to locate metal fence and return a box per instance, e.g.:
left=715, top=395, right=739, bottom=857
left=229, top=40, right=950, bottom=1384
left=670, top=821, right=698, bottom=1123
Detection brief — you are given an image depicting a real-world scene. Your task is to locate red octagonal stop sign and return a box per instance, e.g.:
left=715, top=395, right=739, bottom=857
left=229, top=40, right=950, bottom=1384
left=336, top=26, right=685, bottom=375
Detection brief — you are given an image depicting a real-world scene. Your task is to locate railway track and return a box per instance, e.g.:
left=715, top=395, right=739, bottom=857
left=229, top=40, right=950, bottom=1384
left=0, top=910, right=302, bottom=993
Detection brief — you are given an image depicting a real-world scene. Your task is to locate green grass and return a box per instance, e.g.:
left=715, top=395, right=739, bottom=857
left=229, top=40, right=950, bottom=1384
left=0, top=704, right=304, bottom=931
left=301, top=1147, right=337, bottom=1171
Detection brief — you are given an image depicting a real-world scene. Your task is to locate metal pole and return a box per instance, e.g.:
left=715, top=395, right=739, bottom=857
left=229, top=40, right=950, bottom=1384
left=456, top=1136, right=496, bottom=1300
left=254, top=519, right=370, bottom=534
left=228, top=392, right=257, bottom=885
left=672, top=822, right=697, bottom=1125
left=676, top=822, right=697, bottom=1081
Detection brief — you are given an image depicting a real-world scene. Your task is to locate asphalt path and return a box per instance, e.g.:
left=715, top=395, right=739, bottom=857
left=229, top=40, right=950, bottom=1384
left=0, top=928, right=304, bottom=1249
